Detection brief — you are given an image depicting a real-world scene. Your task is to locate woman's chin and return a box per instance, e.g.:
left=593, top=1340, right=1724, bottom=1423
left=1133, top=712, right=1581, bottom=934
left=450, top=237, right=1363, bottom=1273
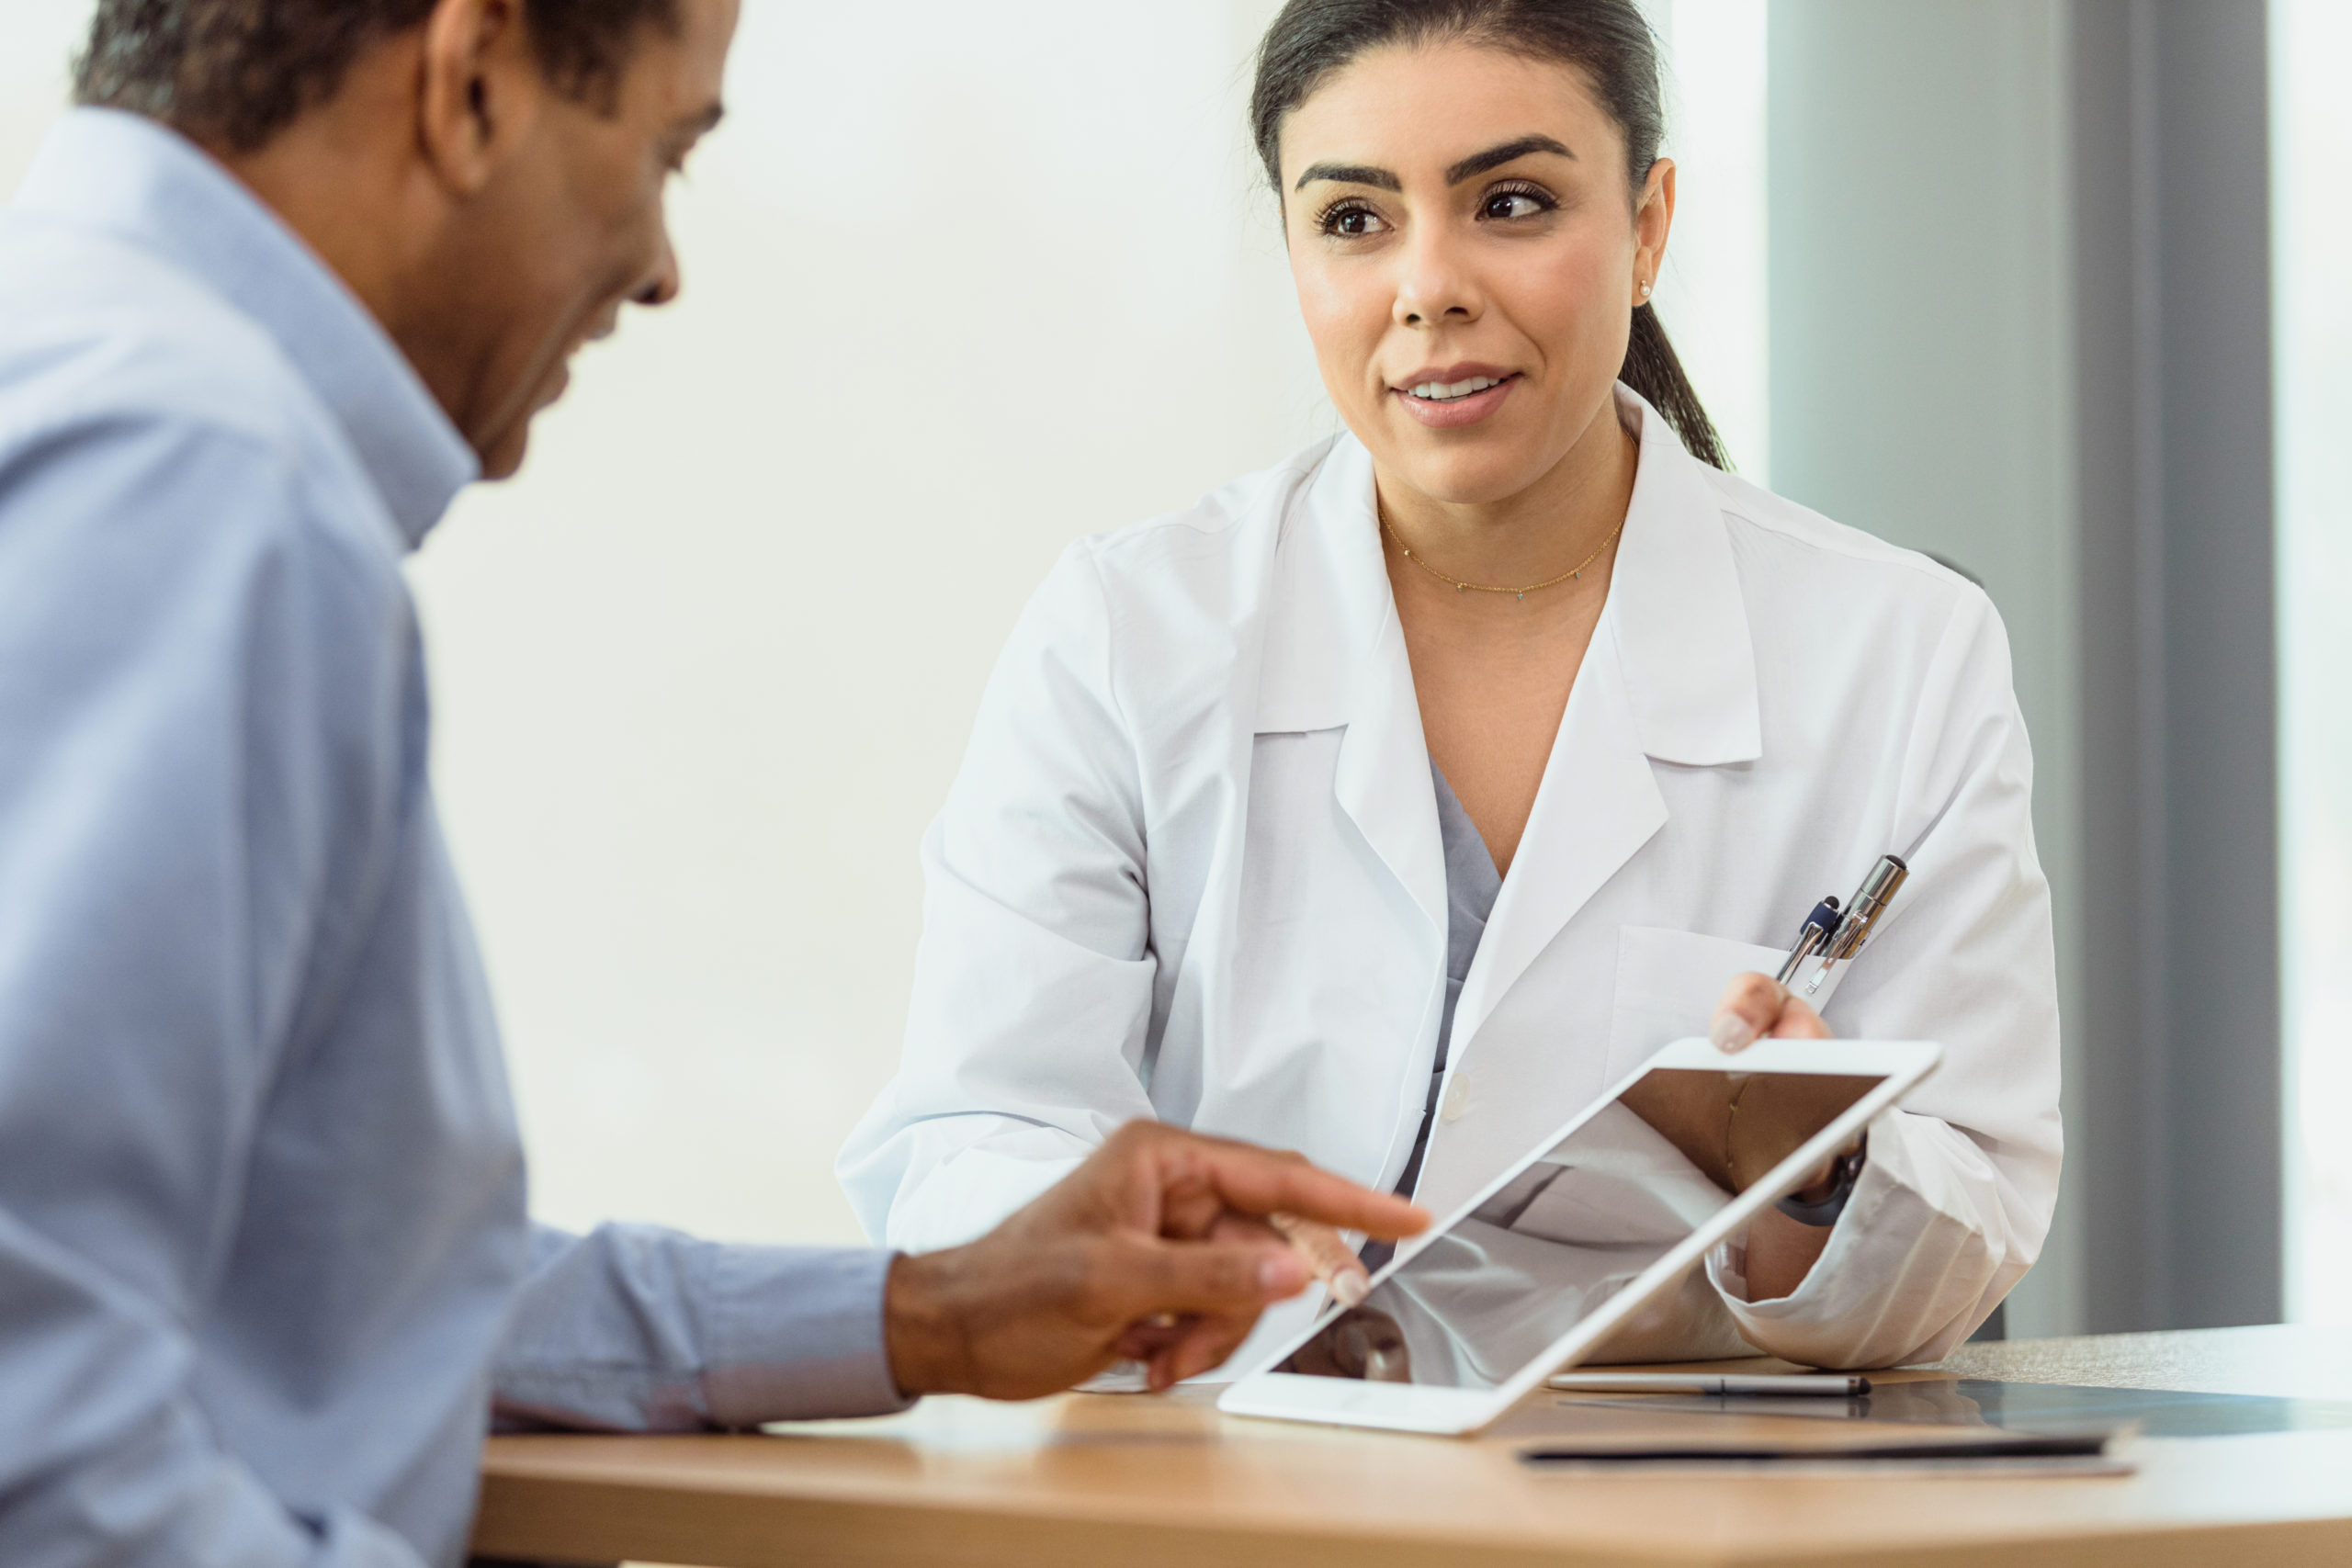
left=1373, top=445, right=1561, bottom=510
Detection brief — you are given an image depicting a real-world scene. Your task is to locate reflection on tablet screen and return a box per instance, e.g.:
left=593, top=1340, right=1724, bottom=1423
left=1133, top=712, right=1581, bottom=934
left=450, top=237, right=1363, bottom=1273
left=1275, top=1068, right=1883, bottom=1390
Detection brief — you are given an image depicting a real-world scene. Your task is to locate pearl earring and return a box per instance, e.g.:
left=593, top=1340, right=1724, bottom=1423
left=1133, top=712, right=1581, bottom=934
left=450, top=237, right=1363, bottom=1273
left=1640, top=280, right=1653, bottom=297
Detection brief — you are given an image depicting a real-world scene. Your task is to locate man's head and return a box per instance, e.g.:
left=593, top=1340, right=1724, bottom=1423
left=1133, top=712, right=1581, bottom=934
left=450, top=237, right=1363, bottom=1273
left=75, top=0, right=740, bottom=478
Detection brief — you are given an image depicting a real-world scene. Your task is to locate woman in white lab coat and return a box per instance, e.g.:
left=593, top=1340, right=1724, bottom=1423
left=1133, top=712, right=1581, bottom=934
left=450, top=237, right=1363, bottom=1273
left=840, top=0, right=2061, bottom=1374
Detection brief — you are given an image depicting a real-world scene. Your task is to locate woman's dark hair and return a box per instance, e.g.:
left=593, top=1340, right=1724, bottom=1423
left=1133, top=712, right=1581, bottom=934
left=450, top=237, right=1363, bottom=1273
left=1250, top=0, right=1729, bottom=469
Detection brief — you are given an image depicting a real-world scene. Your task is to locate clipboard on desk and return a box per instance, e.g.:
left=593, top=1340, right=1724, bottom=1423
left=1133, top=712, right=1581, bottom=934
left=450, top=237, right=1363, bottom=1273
left=1502, top=1369, right=2137, bottom=1475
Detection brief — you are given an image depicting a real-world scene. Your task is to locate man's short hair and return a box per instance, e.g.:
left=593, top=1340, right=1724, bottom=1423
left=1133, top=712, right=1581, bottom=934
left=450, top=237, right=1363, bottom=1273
left=74, top=0, right=683, bottom=153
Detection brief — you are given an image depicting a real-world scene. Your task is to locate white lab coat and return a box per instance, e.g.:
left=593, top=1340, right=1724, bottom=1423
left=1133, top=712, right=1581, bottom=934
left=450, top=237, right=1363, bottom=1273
left=840, top=389, right=2063, bottom=1375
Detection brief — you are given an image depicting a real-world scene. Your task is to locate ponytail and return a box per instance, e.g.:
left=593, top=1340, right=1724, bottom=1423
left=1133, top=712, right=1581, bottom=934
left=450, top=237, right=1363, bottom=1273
left=1622, top=303, right=1728, bottom=469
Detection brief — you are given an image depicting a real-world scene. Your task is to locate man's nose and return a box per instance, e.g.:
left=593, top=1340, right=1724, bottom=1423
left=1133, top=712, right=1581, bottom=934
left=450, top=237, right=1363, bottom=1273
left=634, top=230, right=682, bottom=308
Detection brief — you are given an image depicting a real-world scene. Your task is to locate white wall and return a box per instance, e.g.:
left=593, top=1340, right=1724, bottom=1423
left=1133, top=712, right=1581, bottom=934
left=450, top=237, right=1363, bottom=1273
left=417, top=0, right=1333, bottom=1245
left=0, top=4, right=87, bottom=173
left=2, top=1, right=1766, bottom=1250
left=1642, top=0, right=1771, bottom=482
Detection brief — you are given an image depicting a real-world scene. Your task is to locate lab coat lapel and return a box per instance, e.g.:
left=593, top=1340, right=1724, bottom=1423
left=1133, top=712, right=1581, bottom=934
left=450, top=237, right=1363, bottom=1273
left=1448, top=392, right=1763, bottom=1052
left=1447, top=620, right=1665, bottom=1053
left=1608, top=397, right=1765, bottom=768
left=1254, top=436, right=1447, bottom=944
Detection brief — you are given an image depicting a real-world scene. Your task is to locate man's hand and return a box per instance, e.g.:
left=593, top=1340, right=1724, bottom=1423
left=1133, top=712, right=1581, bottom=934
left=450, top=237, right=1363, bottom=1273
left=881, top=1122, right=1428, bottom=1400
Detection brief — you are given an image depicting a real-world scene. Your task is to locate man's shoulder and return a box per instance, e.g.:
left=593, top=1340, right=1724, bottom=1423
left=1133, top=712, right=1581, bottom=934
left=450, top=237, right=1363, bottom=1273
left=1, top=218, right=286, bottom=438
left=0, top=214, right=401, bottom=573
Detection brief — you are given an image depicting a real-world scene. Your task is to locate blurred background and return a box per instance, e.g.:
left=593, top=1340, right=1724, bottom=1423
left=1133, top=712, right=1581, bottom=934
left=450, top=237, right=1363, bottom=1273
left=3, top=0, right=2341, bottom=1339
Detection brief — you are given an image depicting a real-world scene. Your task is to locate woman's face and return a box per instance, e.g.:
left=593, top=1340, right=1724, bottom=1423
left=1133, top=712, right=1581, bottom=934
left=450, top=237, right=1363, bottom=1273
left=1277, top=43, right=1671, bottom=508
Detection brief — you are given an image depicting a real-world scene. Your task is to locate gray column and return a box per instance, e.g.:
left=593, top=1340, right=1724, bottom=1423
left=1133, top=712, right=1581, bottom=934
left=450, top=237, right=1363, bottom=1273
left=1768, top=0, right=2280, bottom=1334
left=2071, top=0, right=2279, bottom=1332
left=1768, top=0, right=2083, bottom=1337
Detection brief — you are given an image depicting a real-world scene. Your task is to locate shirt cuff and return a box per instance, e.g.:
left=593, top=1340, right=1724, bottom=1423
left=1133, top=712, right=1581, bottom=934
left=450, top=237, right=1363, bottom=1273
left=1702, top=1106, right=2007, bottom=1368
left=1707, top=1111, right=1910, bottom=1311
left=694, top=1244, right=914, bottom=1426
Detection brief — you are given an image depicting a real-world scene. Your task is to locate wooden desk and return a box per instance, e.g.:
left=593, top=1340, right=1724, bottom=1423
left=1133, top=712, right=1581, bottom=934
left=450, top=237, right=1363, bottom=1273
left=473, top=1325, right=2352, bottom=1567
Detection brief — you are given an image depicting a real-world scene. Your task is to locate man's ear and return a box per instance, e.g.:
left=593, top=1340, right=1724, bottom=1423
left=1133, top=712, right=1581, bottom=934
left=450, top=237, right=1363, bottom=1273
left=416, top=0, right=544, bottom=195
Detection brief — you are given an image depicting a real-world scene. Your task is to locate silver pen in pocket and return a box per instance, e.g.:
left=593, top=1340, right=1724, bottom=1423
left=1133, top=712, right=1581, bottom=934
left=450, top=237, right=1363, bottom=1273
left=1803, top=854, right=1909, bottom=996
left=1773, top=854, right=1908, bottom=998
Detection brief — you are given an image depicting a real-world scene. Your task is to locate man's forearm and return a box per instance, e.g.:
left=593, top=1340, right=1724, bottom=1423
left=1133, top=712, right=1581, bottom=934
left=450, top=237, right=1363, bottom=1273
left=493, top=1224, right=910, bottom=1429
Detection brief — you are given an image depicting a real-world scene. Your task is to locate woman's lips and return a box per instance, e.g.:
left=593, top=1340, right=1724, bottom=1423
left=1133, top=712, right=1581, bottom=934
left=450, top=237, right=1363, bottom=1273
left=1392, top=373, right=1520, bottom=429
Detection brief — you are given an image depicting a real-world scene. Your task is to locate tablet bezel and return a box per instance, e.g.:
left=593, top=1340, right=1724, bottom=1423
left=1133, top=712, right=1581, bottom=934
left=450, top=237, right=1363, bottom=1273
left=1216, top=1034, right=1942, bottom=1436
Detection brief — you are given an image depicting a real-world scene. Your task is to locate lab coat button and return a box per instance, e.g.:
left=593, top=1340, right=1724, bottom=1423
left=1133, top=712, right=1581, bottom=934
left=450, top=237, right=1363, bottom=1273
left=1440, top=1074, right=1469, bottom=1123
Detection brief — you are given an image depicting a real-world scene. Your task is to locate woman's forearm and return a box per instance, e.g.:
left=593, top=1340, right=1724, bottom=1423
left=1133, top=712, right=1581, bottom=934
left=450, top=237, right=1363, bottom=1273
left=1741, top=1204, right=1838, bottom=1301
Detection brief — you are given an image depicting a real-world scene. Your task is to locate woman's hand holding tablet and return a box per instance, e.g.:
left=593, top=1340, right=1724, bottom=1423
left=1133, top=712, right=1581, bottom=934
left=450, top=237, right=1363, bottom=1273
left=1216, top=1035, right=1940, bottom=1437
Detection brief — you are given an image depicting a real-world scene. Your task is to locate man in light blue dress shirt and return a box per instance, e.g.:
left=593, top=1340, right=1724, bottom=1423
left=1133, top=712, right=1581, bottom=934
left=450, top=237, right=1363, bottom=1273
left=0, top=3, right=1421, bottom=1565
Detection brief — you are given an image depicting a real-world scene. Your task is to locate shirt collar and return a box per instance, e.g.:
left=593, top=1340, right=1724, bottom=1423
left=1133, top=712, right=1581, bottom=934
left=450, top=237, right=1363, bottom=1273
left=1605, top=385, right=1762, bottom=766
left=12, top=108, right=479, bottom=547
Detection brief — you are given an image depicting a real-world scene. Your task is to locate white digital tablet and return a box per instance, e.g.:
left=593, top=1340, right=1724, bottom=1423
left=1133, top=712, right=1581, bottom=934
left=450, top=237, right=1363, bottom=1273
left=1217, top=1035, right=1941, bottom=1437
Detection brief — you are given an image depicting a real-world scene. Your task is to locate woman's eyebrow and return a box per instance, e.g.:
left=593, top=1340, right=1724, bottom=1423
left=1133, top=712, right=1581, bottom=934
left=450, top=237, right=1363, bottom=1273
left=1292, top=132, right=1574, bottom=194
left=1294, top=162, right=1402, bottom=192
left=1444, top=134, right=1574, bottom=184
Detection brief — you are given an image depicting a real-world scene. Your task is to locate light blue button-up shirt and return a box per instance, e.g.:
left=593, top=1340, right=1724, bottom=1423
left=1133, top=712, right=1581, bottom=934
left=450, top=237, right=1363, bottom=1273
left=0, top=109, right=905, bottom=1568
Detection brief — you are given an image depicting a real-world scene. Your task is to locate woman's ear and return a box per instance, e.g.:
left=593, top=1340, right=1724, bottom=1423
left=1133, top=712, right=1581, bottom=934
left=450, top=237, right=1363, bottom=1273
left=415, top=0, right=545, bottom=197
left=1634, top=156, right=1676, bottom=303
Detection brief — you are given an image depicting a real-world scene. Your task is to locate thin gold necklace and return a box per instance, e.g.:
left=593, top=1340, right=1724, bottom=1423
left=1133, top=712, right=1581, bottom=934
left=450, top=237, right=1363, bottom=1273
left=1381, top=511, right=1628, bottom=601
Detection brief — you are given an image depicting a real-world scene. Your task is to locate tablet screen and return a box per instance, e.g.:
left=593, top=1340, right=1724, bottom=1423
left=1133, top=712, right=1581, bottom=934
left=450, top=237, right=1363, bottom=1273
left=1273, top=1067, right=1884, bottom=1390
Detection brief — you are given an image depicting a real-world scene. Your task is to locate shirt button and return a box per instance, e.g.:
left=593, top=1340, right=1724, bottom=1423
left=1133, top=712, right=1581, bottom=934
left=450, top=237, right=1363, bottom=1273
left=1441, top=1073, right=1470, bottom=1123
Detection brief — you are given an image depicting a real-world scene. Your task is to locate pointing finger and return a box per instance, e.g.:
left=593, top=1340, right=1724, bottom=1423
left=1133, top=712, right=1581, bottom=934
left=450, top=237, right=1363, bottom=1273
left=1107, top=1235, right=1310, bottom=1325
left=1139, top=1133, right=1429, bottom=1242
left=1267, top=1213, right=1373, bottom=1308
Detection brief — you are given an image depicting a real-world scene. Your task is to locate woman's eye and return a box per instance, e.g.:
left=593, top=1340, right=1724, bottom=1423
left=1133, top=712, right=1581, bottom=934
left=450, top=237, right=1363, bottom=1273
left=1481, top=188, right=1554, bottom=221
left=1319, top=203, right=1386, bottom=238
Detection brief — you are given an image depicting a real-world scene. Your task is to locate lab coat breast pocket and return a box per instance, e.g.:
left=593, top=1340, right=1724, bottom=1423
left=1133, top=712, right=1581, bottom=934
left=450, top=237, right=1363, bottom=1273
left=1603, top=926, right=1790, bottom=1084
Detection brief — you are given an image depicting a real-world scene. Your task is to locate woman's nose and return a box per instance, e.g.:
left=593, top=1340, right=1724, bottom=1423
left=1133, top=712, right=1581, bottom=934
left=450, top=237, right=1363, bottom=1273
left=1392, top=229, right=1481, bottom=328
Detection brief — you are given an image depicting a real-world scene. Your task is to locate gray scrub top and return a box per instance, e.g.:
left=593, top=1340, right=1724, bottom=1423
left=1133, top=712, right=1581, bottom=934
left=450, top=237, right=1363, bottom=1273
left=1362, top=759, right=1502, bottom=1269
